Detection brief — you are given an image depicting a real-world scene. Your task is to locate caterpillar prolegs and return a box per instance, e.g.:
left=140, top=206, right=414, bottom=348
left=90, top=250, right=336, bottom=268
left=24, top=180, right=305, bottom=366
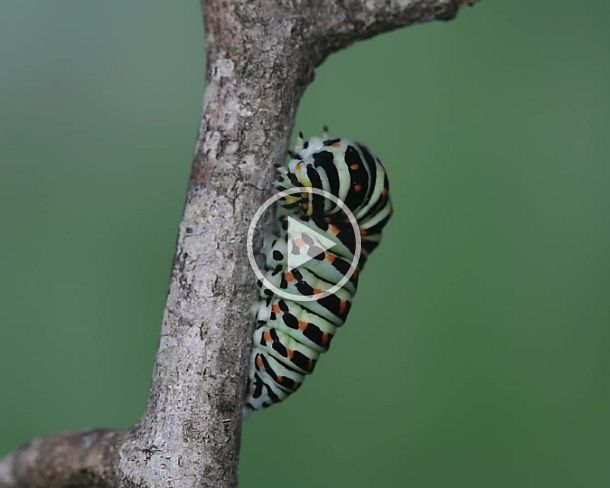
left=245, top=131, right=393, bottom=415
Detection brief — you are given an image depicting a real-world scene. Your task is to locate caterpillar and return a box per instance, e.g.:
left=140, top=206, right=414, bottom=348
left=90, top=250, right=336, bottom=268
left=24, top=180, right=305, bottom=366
left=245, top=130, right=393, bottom=415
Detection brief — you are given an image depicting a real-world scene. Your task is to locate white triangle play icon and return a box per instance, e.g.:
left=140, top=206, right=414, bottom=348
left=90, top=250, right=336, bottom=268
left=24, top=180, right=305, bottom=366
left=286, top=216, right=336, bottom=272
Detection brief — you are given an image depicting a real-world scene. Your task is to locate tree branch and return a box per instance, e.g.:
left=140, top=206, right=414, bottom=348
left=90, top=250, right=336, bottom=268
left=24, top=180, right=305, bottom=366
left=0, top=430, right=124, bottom=488
left=0, top=1, right=473, bottom=487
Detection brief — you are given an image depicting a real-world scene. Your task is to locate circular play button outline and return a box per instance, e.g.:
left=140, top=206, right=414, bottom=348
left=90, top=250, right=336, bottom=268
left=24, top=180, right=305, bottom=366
left=247, top=187, right=362, bottom=302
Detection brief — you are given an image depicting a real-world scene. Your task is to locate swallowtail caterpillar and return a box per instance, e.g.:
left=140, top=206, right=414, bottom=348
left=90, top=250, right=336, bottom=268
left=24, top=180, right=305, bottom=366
left=246, top=129, right=393, bottom=415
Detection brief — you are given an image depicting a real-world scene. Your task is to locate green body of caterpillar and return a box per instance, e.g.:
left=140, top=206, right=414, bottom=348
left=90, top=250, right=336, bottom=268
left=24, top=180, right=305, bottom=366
left=245, top=131, right=393, bottom=415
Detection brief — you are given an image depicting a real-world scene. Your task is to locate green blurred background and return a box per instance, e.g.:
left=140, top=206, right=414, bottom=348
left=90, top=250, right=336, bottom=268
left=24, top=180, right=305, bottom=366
left=1, top=1, right=609, bottom=486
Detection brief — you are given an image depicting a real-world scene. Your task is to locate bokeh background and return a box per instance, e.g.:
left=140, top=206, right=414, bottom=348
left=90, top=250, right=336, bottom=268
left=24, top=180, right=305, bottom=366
left=1, top=1, right=609, bottom=487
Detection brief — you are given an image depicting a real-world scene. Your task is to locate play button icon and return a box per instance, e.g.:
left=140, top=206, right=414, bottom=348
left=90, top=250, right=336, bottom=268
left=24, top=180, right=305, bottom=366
left=247, top=187, right=361, bottom=302
left=285, top=216, right=337, bottom=272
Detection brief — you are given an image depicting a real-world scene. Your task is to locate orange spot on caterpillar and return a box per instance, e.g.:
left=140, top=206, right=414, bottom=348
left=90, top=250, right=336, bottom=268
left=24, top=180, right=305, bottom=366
left=339, top=300, right=348, bottom=314
left=296, top=162, right=304, bottom=171
left=354, top=184, right=363, bottom=192
left=298, top=320, right=308, bottom=331
left=263, top=330, right=272, bottom=343
left=287, top=349, right=294, bottom=359
left=277, top=375, right=284, bottom=383
left=308, top=358, right=315, bottom=371
left=322, top=333, right=330, bottom=346
left=272, top=303, right=282, bottom=314
left=329, top=224, right=340, bottom=236
left=314, top=288, right=323, bottom=295
left=293, top=238, right=305, bottom=248
left=360, top=228, right=368, bottom=236
left=382, top=187, right=389, bottom=198
left=256, top=356, right=264, bottom=368
left=285, top=272, right=295, bottom=282
left=326, top=253, right=336, bottom=264
left=350, top=163, right=360, bottom=170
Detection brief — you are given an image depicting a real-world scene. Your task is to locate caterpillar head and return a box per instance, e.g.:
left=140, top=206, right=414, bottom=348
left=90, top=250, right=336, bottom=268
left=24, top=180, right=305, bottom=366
left=274, top=131, right=345, bottom=217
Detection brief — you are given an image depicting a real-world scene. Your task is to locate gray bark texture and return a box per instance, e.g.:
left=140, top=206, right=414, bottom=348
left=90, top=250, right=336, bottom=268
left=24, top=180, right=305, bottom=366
left=0, top=1, right=473, bottom=487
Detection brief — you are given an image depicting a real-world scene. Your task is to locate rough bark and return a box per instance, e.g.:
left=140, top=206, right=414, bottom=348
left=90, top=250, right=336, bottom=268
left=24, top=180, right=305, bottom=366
left=0, top=1, right=473, bottom=487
